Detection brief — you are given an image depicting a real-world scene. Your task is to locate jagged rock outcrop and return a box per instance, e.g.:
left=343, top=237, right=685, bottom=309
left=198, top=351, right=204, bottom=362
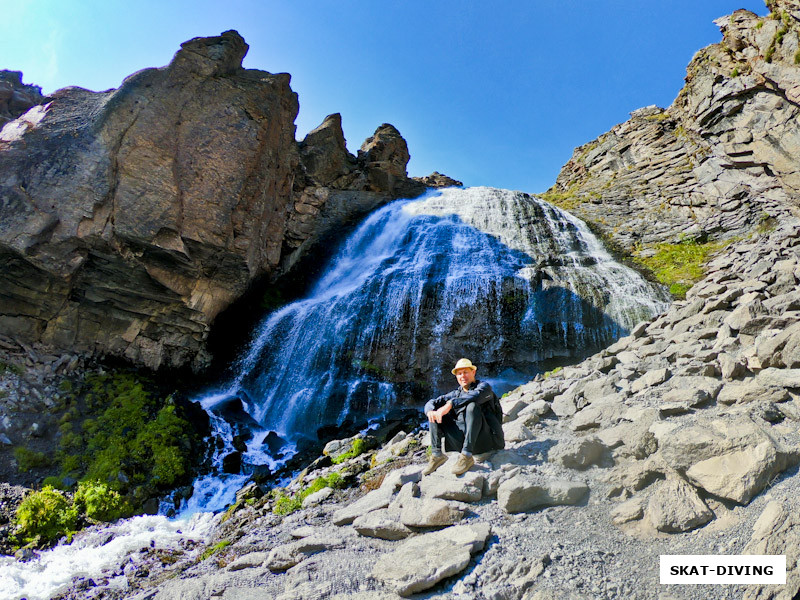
left=0, top=71, right=44, bottom=127
left=0, top=32, right=440, bottom=371
left=412, top=171, right=464, bottom=188
left=545, top=1, right=800, bottom=254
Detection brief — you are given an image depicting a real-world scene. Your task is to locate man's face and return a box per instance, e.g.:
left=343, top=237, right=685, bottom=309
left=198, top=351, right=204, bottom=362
left=455, top=367, right=476, bottom=388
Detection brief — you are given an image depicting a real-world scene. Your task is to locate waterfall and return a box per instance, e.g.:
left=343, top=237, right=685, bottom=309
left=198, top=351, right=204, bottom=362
left=185, top=186, right=670, bottom=512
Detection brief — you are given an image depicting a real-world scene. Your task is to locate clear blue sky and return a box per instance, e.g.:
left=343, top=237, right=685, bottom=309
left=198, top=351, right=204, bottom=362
left=2, top=1, right=767, bottom=194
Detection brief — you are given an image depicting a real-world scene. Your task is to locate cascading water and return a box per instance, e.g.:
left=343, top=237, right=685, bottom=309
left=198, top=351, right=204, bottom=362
left=188, top=186, right=671, bottom=512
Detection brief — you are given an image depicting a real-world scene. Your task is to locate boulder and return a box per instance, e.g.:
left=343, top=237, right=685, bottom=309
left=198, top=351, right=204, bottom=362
left=418, top=471, right=484, bottom=502
left=352, top=508, right=412, bottom=540
left=399, top=497, right=468, bottom=528
left=265, top=535, right=344, bottom=572
left=497, top=475, right=588, bottom=513
left=630, top=368, right=671, bottom=393
left=647, top=478, right=713, bottom=533
left=548, top=437, right=608, bottom=470
left=227, top=551, right=269, bottom=571
left=685, top=441, right=786, bottom=505
left=610, top=497, right=646, bottom=525
left=371, top=523, right=491, bottom=596
left=742, top=501, right=800, bottom=600
left=331, top=486, right=394, bottom=526
left=716, top=380, right=789, bottom=405
left=379, top=464, right=424, bottom=491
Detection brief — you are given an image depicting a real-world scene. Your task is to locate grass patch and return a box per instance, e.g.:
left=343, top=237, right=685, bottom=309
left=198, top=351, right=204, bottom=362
left=634, top=238, right=732, bottom=299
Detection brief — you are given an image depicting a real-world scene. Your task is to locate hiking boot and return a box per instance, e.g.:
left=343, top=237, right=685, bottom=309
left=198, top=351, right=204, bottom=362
left=422, top=453, right=448, bottom=476
left=451, top=453, right=475, bottom=475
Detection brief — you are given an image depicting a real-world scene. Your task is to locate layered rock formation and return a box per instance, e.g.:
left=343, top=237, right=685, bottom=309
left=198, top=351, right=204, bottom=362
left=545, top=5, right=800, bottom=253
left=0, top=31, right=437, bottom=371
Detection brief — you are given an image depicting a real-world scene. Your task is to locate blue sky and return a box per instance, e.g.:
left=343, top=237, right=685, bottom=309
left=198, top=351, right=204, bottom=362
left=2, top=1, right=767, bottom=194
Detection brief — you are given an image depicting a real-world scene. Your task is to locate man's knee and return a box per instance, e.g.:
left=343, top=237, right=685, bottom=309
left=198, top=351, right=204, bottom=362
left=464, top=402, right=480, bottom=419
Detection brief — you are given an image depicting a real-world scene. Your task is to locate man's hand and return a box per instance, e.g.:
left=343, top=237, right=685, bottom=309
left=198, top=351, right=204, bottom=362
left=427, top=401, right=453, bottom=423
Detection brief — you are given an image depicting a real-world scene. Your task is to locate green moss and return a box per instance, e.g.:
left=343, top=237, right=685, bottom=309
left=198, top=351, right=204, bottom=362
left=543, top=366, right=563, bottom=379
left=200, top=540, right=231, bottom=561
left=61, top=373, right=193, bottom=491
left=634, top=238, right=732, bottom=299
left=331, top=438, right=367, bottom=464
left=14, top=486, right=79, bottom=545
left=731, top=67, right=740, bottom=77
left=14, top=447, right=50, bottom=472
left=644, top=111, right=670, bottom=122
left=272, top=471, right=345, bottom=516
left=74, top=481, right=131, bottom=522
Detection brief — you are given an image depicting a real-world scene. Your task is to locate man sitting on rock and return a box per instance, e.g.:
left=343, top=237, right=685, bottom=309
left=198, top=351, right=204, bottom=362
left=422, top=358, right=505, bottom=476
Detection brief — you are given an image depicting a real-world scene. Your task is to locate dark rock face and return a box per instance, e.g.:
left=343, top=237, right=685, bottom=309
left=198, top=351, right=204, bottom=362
left=0, top=71, right=45, bottom=126
left=0, top=31, right=436, bottom=372
left=544, top=0, right=800, bottom=253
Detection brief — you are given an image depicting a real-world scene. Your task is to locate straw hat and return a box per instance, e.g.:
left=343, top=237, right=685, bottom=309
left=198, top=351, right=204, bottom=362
left=451, top=358, right=478, bottom=374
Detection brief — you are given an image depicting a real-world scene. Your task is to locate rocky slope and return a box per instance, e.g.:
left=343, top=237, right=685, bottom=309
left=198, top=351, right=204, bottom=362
left=0, top=31, right=437, bottom=372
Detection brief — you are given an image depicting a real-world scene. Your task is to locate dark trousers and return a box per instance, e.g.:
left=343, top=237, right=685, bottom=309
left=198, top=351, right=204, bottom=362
left=429, top=402, right=486, bottom=454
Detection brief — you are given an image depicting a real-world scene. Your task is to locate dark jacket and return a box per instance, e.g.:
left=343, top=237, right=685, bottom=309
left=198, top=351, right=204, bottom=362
left=423, top=380, right=505, bottom=451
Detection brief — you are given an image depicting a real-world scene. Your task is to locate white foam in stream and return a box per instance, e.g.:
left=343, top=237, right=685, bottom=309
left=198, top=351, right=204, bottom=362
left=0, top=511, right=216, bottom=600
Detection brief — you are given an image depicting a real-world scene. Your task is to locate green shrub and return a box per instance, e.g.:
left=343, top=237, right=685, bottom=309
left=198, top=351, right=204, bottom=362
left=14, top=447, right=50, bottom=472
left=15, top=486, right=78, bottom=545
left=74, top=481, right=131, bottom=522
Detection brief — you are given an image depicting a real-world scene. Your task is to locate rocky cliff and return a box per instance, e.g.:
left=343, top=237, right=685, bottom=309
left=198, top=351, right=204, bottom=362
left=0, top=31, right=434, bottom=372
left=545, top=5, right=800, bottom=254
